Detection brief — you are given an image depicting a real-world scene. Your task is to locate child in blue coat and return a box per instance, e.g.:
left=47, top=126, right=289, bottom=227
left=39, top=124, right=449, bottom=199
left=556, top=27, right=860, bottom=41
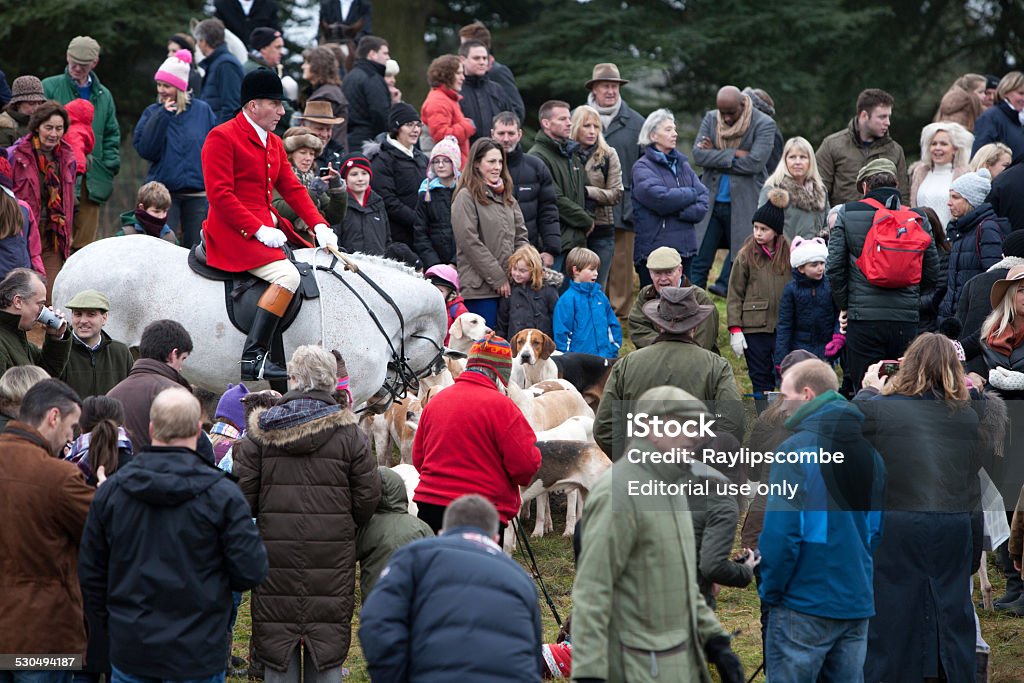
left=773, top=236, right=842, bottom=366
left=553, top=247, right=621, bottom=358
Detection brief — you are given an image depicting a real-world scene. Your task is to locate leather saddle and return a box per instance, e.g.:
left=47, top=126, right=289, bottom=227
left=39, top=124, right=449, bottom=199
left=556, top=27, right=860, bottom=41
left=187, top=243, right=320, bottom=336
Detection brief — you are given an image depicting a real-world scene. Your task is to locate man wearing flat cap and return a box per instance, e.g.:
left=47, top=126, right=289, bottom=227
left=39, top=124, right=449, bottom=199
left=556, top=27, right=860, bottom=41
left=825, top=157, right=938, bottom=390
left=628, top=245, right=719, bottom=352
left=43, top=36, right=121, bottom=251
left=586, top=63, right=645, bottom=323
left=595, top=286, right=744, bottom=459
left=60, top=289, right=134, bottom=398
left=201, top=68, right=337, bottom=381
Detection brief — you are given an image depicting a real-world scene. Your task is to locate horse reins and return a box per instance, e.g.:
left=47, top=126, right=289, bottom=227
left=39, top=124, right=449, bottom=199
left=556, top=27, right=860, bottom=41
left=313, top=248, right=443, bottom=410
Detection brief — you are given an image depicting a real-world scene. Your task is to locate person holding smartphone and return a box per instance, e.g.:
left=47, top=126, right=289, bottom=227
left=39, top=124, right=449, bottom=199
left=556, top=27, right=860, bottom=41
left=274, top=126, right=346, bottom=241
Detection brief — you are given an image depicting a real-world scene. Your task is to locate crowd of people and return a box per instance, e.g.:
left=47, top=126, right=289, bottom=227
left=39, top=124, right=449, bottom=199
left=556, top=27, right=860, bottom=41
left=3, top=2, right=1024, bottom=682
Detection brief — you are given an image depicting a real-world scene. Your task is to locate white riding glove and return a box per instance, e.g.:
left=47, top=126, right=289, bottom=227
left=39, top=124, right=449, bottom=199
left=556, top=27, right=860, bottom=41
left=313, top=223, right=339, bottom=250
left=255, top=226, right=287, bottom=248
left=730, top=331, right=748, bottom=358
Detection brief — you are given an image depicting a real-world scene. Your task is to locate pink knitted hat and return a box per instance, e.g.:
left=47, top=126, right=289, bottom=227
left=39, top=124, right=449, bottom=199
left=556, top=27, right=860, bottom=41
left=155, top=49, right=192, bottom=92
left=428, top=135, right=462, bottom=180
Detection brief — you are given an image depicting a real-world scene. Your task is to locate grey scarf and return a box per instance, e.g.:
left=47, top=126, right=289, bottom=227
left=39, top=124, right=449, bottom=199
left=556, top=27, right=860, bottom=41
left=587, top=92, right=622, bottom=129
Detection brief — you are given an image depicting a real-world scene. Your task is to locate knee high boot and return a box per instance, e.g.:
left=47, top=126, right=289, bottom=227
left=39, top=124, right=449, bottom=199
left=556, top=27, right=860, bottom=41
left=241, top=284, right=293, bottom=381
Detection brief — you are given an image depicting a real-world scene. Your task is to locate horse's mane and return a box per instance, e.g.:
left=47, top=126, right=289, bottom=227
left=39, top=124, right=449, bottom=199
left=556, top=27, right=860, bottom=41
left=349, top=252, right=422, bottom=278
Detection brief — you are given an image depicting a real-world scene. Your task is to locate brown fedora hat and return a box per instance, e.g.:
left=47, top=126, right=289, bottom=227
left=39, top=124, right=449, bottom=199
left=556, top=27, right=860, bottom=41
left=641, top=286, right=715, bottom=335
left=585, top=63, right=628, bottom=90
left=298, top=100, right=344, bottom=125
left=990, top=264, right=1024, bottom=308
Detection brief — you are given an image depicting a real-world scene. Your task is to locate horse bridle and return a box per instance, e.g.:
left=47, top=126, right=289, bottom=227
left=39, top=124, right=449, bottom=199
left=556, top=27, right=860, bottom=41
left=315, top=253, right=445, bottom=410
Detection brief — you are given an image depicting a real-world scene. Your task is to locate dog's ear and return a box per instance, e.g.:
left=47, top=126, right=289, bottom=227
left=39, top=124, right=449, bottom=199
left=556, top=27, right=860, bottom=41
left=539, top=332, right=556, bottom=360
left=510, top=330, right=526, bottom=356
left=449, top=316, right=464, bottom=340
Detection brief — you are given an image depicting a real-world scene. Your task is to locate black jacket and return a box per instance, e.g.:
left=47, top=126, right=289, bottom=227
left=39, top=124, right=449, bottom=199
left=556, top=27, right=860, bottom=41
left=488, top=61, right=525, bottom=121
left=214, top=0, right=280, bottom=45
left=496, top=282, right=560, bottom=340
left=343, top=59, right=390, bottom=153
left=989, top=160, right=1024, bottom=233
left=413, top=182, right=456, bottom=268
left=359, top=527, right=542, bottom=682
left=341, top=189, right=390, bottom=256
left=956, top=257, right=1024, bottom=375
left=459, top=74, right=513, bottom=145
left=939, top=203, right=1010, bottom=320
left=367, top=139, right=428, bottom=247
left=78, top=446, right=267, bottom=679
left=507, top=145, right=561, bottom=257
left=825, top=186, right=938, bottom=322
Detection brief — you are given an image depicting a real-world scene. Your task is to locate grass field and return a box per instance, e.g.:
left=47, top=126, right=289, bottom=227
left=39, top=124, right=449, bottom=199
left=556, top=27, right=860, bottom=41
left=229, top=263, right=1024, bottom=682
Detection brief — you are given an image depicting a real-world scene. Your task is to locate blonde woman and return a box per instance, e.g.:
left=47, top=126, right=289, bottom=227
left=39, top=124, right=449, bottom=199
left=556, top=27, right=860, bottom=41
left=969, top=142, right=1013, bottom=179
left=571, top=105, right=623, bottom=287
left=759, top=136, right=827, bottom=240
left=981, top=265, right=1024, bottom=398
left=133, top=49, right=217, bottom=248
left=909, top=121, right=973, bottom=230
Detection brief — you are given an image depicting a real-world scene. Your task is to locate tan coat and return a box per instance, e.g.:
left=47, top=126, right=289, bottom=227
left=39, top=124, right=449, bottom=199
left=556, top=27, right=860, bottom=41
left=451, top=187, right=529, bottom=300
left=0, top=422, right=94, bottom=655
left=584, top=148, right=624, bottom=226
left=726, top=249, right=791, bottom=334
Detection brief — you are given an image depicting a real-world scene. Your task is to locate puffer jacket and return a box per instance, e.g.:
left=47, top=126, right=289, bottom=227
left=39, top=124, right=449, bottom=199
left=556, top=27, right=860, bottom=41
left=727, top=247, right=791, bottom=334
left=451, top=187, right=528, bottom=300
left=972, top=100, right=1024, bottom=164
left=359, top=526, right=542, bottom=682
left=631, top=145, right=709, bottom=261
left=919, top=247, right=950, bottom=333
left=367, top=138, right=428, bottom=246
left=825, top=187, right=938, bottom=322
left=459, top=73, right=513, bottom=145
left=233, top=390, right=381, bottom=673
left=8, top=135, right=76, bottom=259
left=581, top=146, right=623, bottom=227
left=355, top=467, right=433, bottom=598
left=412, top=179, right=456, bottom=268
left=507, top=145, right=561, bottom=258
left=774, top=269, right=838, bottom=365
left=340, top=189, right=390, bottom=256
left=495, top=279, right=560, bottom=340
left=420, top=86, right=473, bottom=165
left=133, top=99, right=217, bottom=193
left=552, top=280, right=622, bottom=358
left=939, top=204, right=1010, bottom=320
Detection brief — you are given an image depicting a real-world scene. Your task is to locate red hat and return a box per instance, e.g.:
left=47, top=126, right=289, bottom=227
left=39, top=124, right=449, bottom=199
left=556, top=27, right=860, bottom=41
left=339, top=154, right=373, bottom=180
left=541, top=642, right=572, bottom=678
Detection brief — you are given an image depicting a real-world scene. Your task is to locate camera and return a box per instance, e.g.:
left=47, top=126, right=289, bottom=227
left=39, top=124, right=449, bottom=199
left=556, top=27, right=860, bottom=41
left=879, top=360, right=901, bottom=378
left=36, top=307, right=63, bottom=330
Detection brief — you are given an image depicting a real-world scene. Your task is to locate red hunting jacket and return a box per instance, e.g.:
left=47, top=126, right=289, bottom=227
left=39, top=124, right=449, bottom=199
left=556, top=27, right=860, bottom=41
left=201, top=113, right=322, bottom=271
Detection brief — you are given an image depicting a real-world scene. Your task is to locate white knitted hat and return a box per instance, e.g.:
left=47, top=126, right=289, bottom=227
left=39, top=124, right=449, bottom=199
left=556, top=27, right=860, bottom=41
left=790, top=236, right=829, bottom=269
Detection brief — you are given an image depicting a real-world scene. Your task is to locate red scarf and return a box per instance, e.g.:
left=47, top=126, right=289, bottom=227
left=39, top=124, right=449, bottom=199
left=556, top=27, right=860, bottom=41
left=33, top=135, right=66, bottom=248
left=987, top=322, right=1024, bottom=356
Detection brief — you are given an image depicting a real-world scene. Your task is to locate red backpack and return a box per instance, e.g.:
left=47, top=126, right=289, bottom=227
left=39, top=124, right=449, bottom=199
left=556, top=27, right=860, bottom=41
left=855, top=198, right=932, bottom=288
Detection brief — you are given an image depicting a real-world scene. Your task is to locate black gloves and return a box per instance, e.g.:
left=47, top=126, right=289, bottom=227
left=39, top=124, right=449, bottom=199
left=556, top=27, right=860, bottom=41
left=705, top=634, right=744, bottom=683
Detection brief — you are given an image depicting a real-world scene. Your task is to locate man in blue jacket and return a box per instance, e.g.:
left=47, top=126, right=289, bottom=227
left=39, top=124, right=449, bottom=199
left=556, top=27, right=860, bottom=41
left=759, top=359, right=886, bottom=682
left=359, top=494, right=542, bottom=682
left=78, top=387, right=268, bottom=682
left=194, top=19, right=245, bottom=124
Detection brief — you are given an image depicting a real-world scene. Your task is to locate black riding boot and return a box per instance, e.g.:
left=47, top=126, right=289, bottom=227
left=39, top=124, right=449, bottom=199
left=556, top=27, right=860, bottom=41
left=241, top=284, right=292, bottom=381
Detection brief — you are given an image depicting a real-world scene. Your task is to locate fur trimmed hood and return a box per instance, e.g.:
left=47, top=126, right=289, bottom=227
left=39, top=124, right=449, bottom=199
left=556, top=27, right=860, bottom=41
left=775, top=175, right=827, bottom=213
left=245, top=392, right=358, bottom=451
left=987, top=256, right=1024, bottom=273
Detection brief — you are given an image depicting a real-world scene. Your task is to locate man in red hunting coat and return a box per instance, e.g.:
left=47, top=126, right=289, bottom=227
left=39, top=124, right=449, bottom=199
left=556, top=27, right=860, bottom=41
left=201, top=68, right=339, bottom=381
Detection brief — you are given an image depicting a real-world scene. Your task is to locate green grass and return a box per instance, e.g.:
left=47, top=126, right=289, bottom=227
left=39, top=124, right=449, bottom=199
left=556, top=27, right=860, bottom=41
left=228, top=257, right=1024, bottom=682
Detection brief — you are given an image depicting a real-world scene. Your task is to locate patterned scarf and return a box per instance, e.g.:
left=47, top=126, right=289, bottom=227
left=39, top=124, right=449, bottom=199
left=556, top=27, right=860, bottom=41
left=33, top=135, right=66, bottom=245
left=486, top=177, right=505, bottom=194
left=715, top=94, right=754, bottom=150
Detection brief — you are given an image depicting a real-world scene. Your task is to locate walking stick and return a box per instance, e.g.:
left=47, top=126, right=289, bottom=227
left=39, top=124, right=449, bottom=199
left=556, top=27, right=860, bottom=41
left=512, top=518, right=563, bottom=627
